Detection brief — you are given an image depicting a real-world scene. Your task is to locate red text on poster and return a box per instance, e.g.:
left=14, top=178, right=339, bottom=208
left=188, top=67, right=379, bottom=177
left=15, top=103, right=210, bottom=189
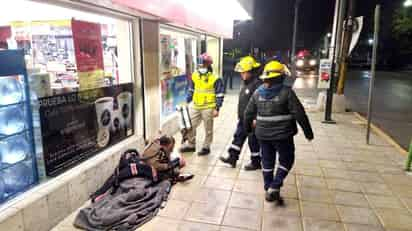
left=71, top=19, right=104, bottom=72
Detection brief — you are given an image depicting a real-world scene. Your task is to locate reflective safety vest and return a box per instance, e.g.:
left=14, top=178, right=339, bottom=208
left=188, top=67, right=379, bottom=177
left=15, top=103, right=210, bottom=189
left=192, top=71, right=218, bottom=110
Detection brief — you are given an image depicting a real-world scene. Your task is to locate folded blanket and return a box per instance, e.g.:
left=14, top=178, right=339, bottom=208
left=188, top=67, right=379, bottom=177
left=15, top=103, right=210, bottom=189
left=74, top=178, right=171, bottom=231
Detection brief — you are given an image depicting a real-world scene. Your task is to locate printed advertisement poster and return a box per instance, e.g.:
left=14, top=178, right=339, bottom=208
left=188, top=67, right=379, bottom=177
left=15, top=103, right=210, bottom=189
left=161, top=75, right=188, bottom=118
left=39, top=83, right=134, bottom=176
left=0, top=26, right=11, bottom=42
left=160, top=34, right=172, bottom=76
left=71, top=19, right=104, bottom=90
left=317, top=59, right=332, bottom=89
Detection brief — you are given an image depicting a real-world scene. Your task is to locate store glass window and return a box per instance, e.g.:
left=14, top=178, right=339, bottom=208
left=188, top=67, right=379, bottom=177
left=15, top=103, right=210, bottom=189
left=0, top=0, right=135, bottom=204
left=159, top=27, right=199, bottom=120
left=206, top=36, right=221, bottom=77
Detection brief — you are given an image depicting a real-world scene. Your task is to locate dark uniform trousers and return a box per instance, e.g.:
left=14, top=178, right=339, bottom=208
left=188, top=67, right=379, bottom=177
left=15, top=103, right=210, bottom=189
left=260, top=137, right=295, bottom=191
left=229, top=120, right=260, bottom=161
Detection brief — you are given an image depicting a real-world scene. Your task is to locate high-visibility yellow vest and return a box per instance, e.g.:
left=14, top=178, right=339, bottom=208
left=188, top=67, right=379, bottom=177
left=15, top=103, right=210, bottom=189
left=192, top=71, right=218, bottom=110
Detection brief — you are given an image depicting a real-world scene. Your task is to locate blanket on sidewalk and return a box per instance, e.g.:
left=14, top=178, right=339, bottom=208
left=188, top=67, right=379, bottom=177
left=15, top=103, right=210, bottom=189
left=74, top=178, right=171, bottom=231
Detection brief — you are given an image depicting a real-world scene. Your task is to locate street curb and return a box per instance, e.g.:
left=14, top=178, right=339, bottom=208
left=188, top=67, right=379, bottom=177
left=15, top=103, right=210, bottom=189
left=353, top=112, right=408, bottom=156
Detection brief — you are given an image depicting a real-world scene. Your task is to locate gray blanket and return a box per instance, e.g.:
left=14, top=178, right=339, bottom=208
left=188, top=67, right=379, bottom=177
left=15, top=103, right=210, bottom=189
left=74, top=178, right=171, bottom=231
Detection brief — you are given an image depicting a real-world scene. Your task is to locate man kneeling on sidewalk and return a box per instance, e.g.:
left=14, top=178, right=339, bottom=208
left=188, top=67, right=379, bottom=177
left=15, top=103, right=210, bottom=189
left=244, top=60, right=314, bottom=204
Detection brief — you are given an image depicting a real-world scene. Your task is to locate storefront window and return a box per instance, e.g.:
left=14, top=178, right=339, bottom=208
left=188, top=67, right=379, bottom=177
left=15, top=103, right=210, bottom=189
left=0, top=0, right=136, bottom=204
left=159, top=27, right=199, bottom=120
left=206, top=36, right=221, bottom=77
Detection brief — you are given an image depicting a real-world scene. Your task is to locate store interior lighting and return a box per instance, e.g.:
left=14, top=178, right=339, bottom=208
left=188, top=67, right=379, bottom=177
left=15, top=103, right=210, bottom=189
left=179, top=0, right=251, bottom=21
left=0, top=0, right=115, bottom=25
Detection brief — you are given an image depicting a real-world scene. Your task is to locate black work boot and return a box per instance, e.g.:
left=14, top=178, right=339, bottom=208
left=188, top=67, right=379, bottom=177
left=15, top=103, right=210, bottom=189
left=244, top=158, right=261, bottom=171
left=176, top=173, right=195, bottom=182
left=276, top=196, right=285, bottom=207
left=179, top=146, right=196, bottom=153
left=197, top=148, right=210, bottom=156
left=265, top=188, right=280, bottom=202
left=219, top=153, right=237, bottom=168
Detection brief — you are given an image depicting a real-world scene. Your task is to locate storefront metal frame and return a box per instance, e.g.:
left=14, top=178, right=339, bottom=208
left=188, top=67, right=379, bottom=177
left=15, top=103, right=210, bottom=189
left=158, top=23, right=224, bottom=129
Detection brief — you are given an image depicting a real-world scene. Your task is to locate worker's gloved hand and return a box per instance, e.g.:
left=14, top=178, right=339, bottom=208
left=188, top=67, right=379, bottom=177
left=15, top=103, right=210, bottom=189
left=305, top=133, right=314, bottom=142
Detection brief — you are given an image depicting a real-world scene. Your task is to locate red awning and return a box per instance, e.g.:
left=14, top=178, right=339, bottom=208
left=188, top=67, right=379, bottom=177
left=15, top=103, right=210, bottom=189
left=112, top=0, right=234, bottom=38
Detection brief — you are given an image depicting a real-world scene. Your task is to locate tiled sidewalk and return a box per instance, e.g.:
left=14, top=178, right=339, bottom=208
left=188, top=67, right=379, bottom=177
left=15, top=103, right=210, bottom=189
left=55, top=91, right=412, bottom=231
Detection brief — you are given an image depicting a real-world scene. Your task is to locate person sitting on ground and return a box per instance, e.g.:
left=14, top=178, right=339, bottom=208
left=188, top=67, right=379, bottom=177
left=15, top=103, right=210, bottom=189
left=141, top=134, right=193, bottom=182
left=91, top=134, right=193, bottom=203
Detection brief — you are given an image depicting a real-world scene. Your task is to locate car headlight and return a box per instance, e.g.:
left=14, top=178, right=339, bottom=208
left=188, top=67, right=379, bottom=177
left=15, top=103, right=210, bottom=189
left=309, top=59, right=317, bottom=66
left=296, top=60, right=304, bottom=67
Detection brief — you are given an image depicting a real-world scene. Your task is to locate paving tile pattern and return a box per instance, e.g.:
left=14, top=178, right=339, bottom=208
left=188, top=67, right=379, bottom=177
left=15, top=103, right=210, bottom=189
left=52, top=91, right=412, bottom=231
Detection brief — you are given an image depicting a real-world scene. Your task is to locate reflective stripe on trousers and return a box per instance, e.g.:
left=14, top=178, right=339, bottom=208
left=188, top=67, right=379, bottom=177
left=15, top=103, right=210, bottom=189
left=228, top=120, right=260, bottom=161
left=259, top=138, right=295, bottom=191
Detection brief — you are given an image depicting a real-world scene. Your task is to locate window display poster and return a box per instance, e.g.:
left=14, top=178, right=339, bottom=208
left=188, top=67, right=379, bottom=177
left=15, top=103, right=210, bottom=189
left=0, top=26, right=11, bottom=42
left=38, top=83, right=134, bottom=176
left=160, top=34, right=172, bottom=77
left=161, top=75, right=188, bottom=118
left=71, top=19, right=105, bottom=90
left=172, top=75, right=188, bottom=109
left=161, top=77, right=173, bottom=117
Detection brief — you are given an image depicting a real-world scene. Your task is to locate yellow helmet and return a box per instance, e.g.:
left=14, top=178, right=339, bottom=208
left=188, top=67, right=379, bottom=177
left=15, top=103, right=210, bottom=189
left=260, top=61, right=285, bottom=79
left=234, top=56, right=261, bottom=73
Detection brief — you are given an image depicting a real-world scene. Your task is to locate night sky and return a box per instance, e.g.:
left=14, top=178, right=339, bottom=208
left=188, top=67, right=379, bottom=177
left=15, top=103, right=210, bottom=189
left=251, top=0, right=335, bottom=50
left=243, top=0, right=406, bottom=52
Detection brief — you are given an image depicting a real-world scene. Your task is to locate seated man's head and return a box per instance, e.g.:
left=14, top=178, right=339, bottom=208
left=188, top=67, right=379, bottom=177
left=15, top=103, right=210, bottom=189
left=159, top=135, right=175, bottom=153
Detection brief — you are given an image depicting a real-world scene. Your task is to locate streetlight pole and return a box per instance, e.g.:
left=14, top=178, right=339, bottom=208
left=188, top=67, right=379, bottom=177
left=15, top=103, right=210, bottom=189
left=291, top=0, right=302, bottom=75
left=323, top=0, right=345, bottom=123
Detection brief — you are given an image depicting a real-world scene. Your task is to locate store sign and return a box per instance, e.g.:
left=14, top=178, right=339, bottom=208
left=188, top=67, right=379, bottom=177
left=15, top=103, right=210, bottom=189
left=317, top=59, right=333, bottom=89
left=38, top=83, right=134, bottom=176
left=71, top=19, right=105, bottom=90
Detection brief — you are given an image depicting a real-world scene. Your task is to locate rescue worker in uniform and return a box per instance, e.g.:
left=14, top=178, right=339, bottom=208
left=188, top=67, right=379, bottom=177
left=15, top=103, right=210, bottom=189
left=220, top=56, right=262, bottom=170
left=244, top=60, right=314, bottom=204
left=179, top=53, right=225, bottom=156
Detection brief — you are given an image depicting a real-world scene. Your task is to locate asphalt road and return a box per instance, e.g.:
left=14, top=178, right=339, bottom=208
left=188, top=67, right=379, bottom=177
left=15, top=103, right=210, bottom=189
left=345, top=70, right=412, bottom=149
left=292, top=70, right=412, bottom=149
